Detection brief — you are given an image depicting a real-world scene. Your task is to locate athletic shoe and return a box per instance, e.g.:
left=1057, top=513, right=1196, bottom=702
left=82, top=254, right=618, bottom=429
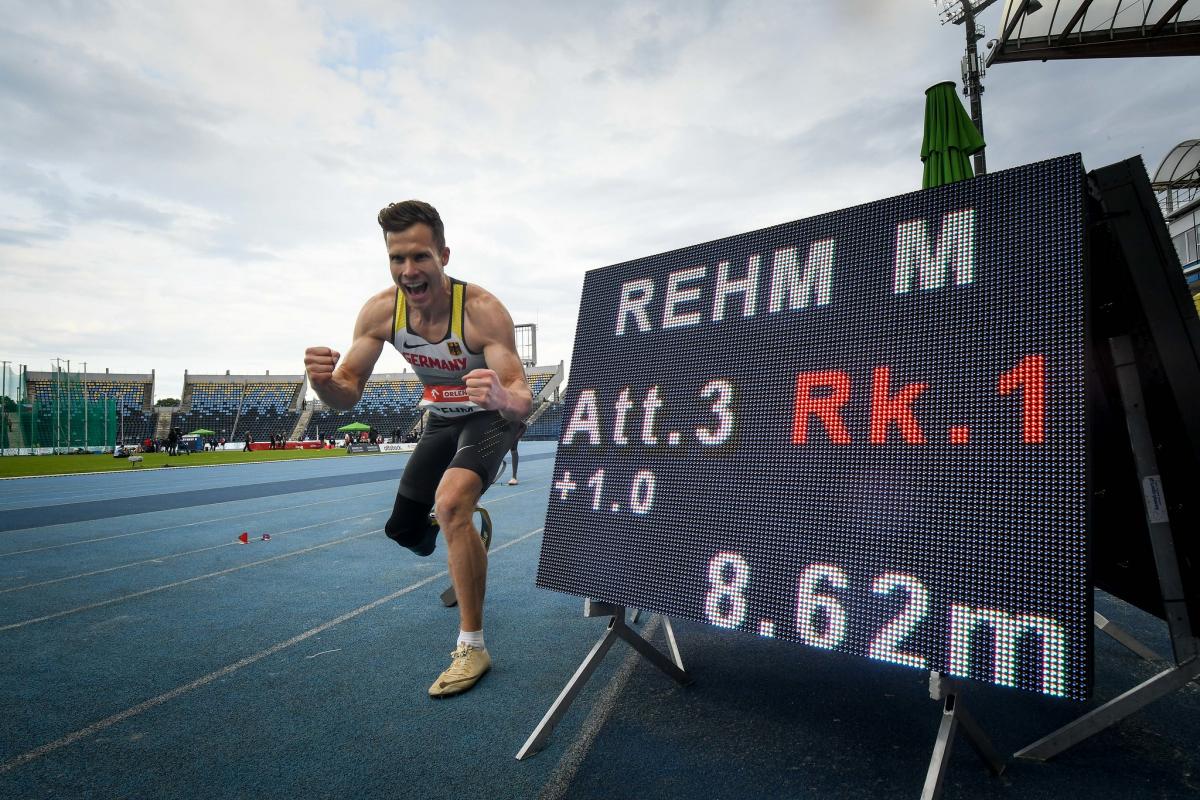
left=428, top=644, right=491, bottom=697
left=507, top=478, right=519, bottom=486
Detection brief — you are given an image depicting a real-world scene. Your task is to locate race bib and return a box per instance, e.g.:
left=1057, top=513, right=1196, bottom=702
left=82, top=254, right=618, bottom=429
left=420, top=384, right=480, bottom=416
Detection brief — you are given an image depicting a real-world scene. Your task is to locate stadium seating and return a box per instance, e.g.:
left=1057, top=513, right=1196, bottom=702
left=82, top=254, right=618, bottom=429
left=306, top=378, right=425, bottom=441
left=529, top=370, right=561, bottom=398
left=172, top=379, right=302, bottom=444
left=525, top=402, right=563, bottom=440
left=13, top=365, right=565, bottom=448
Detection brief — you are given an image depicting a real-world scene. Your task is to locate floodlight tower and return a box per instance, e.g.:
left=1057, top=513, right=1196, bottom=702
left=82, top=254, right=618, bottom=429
left=934, top=0, right=1004, bottom=175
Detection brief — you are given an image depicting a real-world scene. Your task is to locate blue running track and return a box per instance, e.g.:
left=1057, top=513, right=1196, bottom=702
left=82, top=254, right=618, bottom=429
left=1, top=443, right=1197, bottom=799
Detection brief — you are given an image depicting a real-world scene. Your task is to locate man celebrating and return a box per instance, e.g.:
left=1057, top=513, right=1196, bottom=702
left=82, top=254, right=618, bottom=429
left=304, top=201, right=531, bottom=697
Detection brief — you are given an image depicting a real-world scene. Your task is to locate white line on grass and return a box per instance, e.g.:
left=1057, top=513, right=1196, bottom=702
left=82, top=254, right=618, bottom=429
left=0, top=527, right=544, bottom=775
left=0, top=508, right=389, bottom=595
left=0, top=489, right=391, bottom=556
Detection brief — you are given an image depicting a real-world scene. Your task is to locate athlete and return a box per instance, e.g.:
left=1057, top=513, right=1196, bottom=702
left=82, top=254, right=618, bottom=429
left=506, top=425, right=525, bottom=486
left=304, top=200, right=532, bottom=698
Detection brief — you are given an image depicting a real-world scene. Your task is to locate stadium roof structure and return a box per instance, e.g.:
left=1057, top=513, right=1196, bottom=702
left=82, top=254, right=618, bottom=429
left=987, top=0, right=1200, bottom=64
left=184, top=373, right=304, bottom=384
left=25, top=371, right=153, bottom=382
left=1153, top=139, right=1200, bottom=190
left=1153, top=139, right=1200, bottom=216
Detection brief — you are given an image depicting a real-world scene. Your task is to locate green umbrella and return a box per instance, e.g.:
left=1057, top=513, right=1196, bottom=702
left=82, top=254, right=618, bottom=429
left=921, top=81, right=985, bottom=189
left=186, top=428, right=216, bottom=436
left=337, top=422, right=372, bottom=432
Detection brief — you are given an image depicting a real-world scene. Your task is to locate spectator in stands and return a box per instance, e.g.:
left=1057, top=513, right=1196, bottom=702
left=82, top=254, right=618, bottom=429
left=304, top=199, right=531, bottom=698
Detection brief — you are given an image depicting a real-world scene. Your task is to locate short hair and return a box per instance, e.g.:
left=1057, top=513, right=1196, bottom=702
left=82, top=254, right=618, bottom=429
left=377, top=200, right=446, bottom=251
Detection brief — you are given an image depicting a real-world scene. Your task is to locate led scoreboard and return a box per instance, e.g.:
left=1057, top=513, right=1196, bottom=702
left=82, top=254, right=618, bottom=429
left=537, top=155, right=1090, bottom=700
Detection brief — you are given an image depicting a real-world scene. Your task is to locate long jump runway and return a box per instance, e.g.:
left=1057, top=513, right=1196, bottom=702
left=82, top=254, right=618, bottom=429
left=2, top=444, right=1199, bottom=799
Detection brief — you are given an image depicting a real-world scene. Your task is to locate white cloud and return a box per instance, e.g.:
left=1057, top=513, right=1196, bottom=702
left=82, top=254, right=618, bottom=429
left=0, top=0, right=1191, bottom=397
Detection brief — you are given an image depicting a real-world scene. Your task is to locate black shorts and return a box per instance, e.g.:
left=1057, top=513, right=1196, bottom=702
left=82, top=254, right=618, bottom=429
left=397, top=411, right=523, bottom=504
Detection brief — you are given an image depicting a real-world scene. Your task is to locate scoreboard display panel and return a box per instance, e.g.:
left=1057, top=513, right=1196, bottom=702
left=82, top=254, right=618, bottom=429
left=537, top=154, right=1090, bottom=700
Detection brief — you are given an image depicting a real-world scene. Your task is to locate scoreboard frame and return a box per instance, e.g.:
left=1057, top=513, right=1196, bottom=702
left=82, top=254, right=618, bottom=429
left=538, top=154, right=1093, bottom=700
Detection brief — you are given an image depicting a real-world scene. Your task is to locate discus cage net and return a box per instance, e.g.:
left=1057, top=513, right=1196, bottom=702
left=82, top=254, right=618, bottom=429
left=1, top=363, right=117, bottom=454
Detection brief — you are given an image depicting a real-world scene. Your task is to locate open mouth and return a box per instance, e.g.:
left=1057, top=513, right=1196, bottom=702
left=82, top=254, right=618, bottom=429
left=402, top=281, right=430, bottom=299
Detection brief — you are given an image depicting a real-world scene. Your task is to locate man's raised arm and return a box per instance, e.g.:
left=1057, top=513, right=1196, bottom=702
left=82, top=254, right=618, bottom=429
left=304, top=290, right=391, bottom=411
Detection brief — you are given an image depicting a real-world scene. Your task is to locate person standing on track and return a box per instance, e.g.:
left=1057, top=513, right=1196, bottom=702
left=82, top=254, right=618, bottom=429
left=506, top=424, right=526, bottom=486
left=304, top=200, right=531, bottom=698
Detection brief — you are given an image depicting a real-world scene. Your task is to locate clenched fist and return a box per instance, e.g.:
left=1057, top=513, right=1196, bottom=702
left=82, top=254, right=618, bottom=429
left=464, top=368, right=509, bottom=411
left=304, top=347, right=341, bottom=386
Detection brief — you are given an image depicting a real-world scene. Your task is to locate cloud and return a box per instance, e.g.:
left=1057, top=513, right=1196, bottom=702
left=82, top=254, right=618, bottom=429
left=0, top=1, right=1188, bottom=398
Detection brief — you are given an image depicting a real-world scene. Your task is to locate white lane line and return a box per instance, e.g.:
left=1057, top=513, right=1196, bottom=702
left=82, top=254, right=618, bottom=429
left=480, top=483, right=548, bottom=505
left=0, top=463, right=395, bottom=505
left=0, top=479, right=395, bottom=538
left=0, top=469, right=396, bottom=511
left=0, top=520, right=388, bottom=632
left=305, top=649, right=342, bottom=659
left=0, top=482, right=547, bottom=582
left=0, top=509, right=388, bottom=595
left=537, top=616, right=664, bottom=800
left=0, top=457, right=544, bottom=512
left=0, top=489, right=391, bottom=557
left=0, top=527, right=543, bottom=775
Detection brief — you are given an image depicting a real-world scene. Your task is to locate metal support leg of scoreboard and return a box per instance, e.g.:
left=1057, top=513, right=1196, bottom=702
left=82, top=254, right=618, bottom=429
left=515, top=600, right=691, bottom=760
left=1015, top=336, right=1200, bottom=762
left=1016, top=657, right=1200, bottom=761
left=1094, top=611, right=1162, bottom=662
left=921, top=671, right=1005, bottom=800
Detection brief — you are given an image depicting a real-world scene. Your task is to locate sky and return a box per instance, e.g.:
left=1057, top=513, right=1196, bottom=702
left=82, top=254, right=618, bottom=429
left=0, top=0, right=1195, bottom=401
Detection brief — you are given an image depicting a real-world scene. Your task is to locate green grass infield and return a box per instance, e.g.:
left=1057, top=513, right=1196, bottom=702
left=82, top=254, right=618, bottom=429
left=0, top=447, right=369, bottom=479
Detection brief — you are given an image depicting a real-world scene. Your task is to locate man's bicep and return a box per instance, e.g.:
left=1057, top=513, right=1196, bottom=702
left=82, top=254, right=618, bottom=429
left=484, top=342, right=527, bottom=388
left=337, top=333, right=386, bottom=393
left=337, top=298, right=390, bottom=393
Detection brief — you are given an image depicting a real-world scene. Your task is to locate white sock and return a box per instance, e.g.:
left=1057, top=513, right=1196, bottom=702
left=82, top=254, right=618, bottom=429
left=457, top=630, right=485, bottom=650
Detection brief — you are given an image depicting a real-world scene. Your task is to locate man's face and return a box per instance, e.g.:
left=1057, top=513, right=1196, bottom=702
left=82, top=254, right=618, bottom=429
left=386, top=223, right=450, bottom=311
